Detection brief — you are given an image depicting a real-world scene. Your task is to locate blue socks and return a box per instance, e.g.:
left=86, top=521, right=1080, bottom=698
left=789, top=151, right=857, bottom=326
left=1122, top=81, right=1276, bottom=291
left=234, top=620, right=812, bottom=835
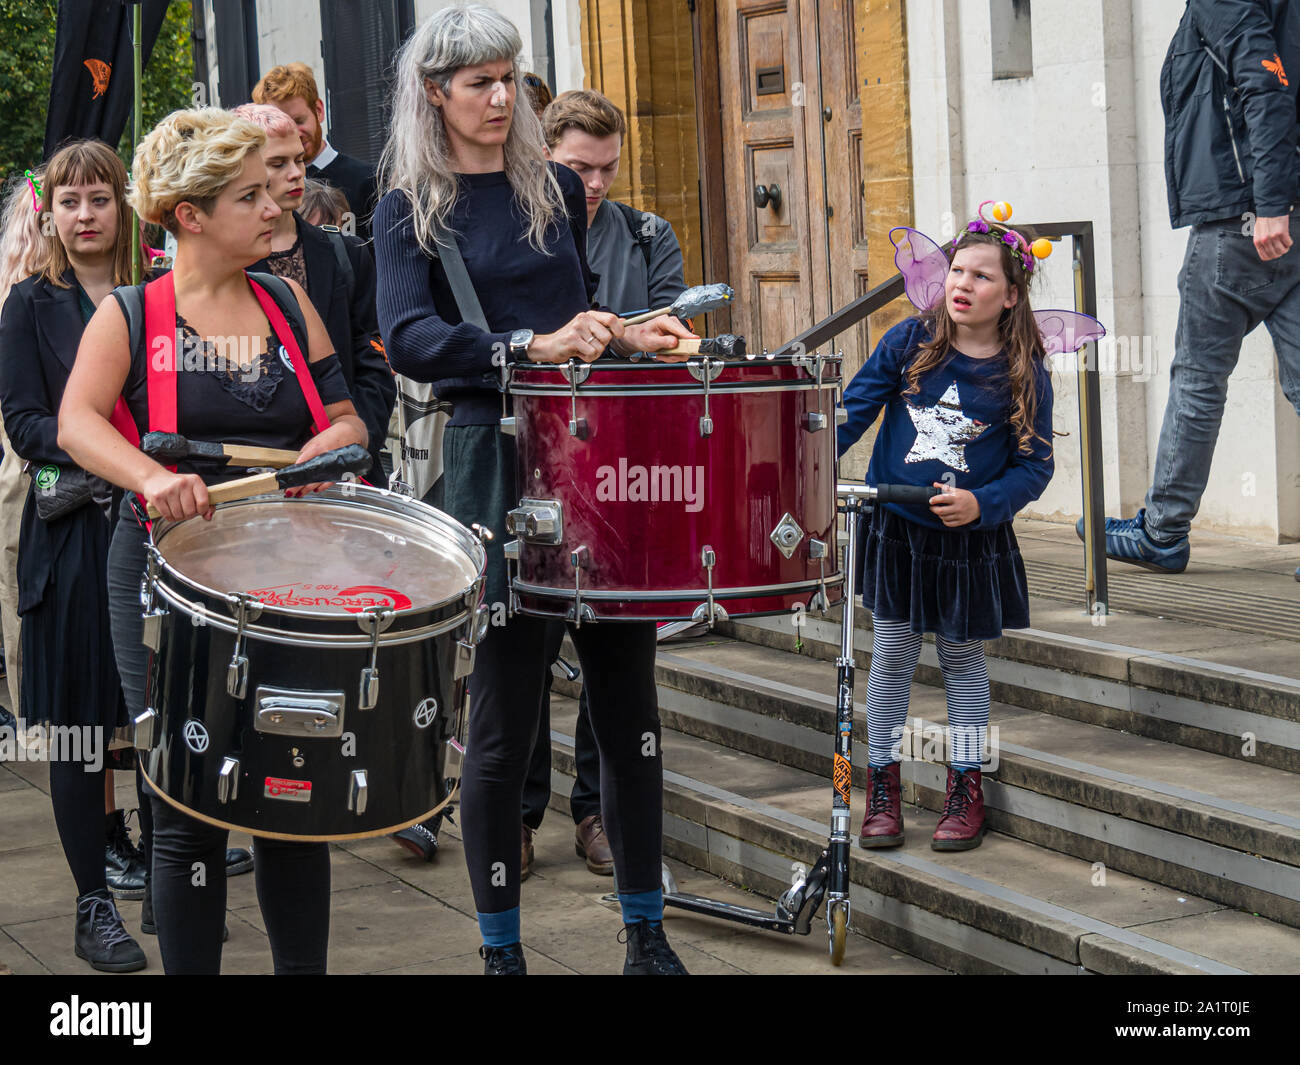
left=618, top=888, right=663, bottom=925
left=477, top=907, right=520, bottom=948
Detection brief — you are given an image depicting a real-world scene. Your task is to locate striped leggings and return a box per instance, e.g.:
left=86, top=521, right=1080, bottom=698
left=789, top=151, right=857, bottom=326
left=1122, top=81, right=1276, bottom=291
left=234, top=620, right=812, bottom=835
left=865, top=617, right=990, bottom=770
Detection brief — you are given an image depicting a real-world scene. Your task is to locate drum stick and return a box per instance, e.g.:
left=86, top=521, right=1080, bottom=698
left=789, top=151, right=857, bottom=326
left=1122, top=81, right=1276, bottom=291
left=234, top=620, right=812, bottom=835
left=620, top=283, right=735, bottom=326
left=141, top=431, right=299, bottom=469
left=146, top=444, right=371, bottom=518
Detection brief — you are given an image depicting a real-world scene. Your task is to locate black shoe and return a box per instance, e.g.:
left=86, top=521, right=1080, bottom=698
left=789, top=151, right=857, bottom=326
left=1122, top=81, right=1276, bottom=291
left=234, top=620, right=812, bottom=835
left=74, top=888, right=146, bottom=972
left=479, top=943, right=527, bottom=975
left=226, top=847, right=253, bottom=876
left=105, top=810, right=147, bottom=900
left=621, top=920, right=688, bottom=975
left=390, top=815, right=441, bottom=861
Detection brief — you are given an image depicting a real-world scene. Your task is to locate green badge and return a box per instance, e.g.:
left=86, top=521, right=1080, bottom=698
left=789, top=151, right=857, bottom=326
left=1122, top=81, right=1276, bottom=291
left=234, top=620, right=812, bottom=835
left=34, top=465, right=59, bottom=491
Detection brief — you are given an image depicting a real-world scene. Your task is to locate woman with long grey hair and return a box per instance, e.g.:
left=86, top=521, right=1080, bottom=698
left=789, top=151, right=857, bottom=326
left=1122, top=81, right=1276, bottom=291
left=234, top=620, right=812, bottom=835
left=375, top=4, right=694, bottom=975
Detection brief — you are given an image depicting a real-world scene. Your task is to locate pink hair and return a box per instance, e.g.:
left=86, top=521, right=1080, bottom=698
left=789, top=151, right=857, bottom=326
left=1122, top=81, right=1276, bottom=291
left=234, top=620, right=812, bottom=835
left=230, top=103, right=299, bottom=141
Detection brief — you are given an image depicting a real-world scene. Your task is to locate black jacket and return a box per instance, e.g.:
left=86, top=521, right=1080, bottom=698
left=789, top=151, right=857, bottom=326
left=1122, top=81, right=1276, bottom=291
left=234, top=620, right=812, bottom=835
left=0, top=272, right=92, bottom=612
left=308, top=151, right=378, bottom=239
left=1162, top=0, right=1300, bottom=226
left=250, top=215, right=395, bottom=482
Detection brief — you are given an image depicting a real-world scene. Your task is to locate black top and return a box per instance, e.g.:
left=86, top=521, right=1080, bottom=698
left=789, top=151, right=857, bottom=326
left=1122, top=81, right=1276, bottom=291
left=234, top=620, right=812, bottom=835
left=375, top=162, right=600, bottom=425
left=112, top=287, right=351, bottom=482
left=249, top=214, right=395, bottom=482
left=308, top=151, right=379, bottom=239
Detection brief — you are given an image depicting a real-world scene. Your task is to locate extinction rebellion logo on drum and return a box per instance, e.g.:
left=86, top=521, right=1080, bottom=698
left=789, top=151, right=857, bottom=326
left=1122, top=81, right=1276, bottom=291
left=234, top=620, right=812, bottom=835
left=595, top=459, right=704, bottom=513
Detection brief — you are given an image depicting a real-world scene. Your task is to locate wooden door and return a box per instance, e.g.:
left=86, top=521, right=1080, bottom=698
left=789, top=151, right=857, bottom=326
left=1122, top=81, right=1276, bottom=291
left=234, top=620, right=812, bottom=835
left=714, top=0, right=865, bottom=364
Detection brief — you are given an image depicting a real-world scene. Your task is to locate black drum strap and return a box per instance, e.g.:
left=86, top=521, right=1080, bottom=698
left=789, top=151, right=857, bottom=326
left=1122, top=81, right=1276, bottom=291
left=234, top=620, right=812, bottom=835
left=432, top=222, right=489, bottom=331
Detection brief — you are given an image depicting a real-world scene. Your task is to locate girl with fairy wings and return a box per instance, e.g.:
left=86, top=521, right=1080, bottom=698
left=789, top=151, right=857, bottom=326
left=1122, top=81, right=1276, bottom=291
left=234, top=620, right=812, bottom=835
left=837, top=201, right=1104, bottom=851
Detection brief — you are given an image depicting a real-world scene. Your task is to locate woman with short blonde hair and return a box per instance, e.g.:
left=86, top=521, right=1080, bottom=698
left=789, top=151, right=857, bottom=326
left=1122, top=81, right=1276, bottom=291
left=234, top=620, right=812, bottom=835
left=60, top=107, right=367, bottom=974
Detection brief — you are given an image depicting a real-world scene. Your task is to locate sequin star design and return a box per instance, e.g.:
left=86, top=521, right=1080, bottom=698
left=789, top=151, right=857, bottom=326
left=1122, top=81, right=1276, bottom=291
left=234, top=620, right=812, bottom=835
left=903, top=382, right=988, bottom=473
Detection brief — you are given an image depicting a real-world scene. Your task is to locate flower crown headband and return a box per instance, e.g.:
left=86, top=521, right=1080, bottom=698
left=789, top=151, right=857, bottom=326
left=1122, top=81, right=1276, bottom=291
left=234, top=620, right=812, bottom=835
left=965, top=200, right=1053, bottom=275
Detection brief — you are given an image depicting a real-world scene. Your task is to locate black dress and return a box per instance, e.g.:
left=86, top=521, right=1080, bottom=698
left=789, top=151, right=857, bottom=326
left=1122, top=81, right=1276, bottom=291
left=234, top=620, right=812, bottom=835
left=0, top=275, right=126, bottom=728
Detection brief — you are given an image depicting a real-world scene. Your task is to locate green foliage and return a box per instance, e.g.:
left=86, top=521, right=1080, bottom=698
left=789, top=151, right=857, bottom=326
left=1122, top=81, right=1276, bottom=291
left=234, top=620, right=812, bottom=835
left=0, top=1, right=195, bottom=185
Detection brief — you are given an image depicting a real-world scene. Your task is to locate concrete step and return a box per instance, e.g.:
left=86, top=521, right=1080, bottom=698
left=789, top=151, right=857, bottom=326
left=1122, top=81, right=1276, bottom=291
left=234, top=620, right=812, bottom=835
left=545, top=694, right=1300, bottom=974
left=717, top=600, right=1300, bottom=773
left=557, top=632, right=1300, bottom=928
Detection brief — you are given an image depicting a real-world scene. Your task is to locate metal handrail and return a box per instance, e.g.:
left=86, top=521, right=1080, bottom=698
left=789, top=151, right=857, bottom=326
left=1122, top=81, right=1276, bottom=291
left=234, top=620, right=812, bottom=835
left=774, top=221, right=1107, bottom=616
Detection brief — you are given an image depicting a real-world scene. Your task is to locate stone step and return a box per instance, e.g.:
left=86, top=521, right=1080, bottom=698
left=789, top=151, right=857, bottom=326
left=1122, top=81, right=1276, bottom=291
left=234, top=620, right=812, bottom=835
left=544, top=694, right=1300, bottom=974
left=717, top=601, right=1300, bottom=773
left=556, top=632, right=1300, bottom=928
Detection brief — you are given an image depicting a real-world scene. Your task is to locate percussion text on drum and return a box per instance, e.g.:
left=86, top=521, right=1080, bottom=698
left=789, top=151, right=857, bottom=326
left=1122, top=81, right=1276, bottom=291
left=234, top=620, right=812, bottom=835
left=595, top=458, right=704, bottom=513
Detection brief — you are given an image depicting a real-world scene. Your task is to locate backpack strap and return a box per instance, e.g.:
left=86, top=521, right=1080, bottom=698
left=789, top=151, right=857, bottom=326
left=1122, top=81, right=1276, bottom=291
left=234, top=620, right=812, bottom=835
left=320, top=225, right=356, bottom=300
left=615, top=200, right=653, bottom=269
left=245, top=273, right=331, bottom=434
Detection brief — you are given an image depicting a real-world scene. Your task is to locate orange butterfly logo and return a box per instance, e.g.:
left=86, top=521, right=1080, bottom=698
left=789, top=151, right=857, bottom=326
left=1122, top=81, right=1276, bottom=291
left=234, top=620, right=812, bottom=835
left=1263, top=53, right=1289, bottom=87
left=370, top=337, right=388, bottom=361
left=84, top=59, right=111, bottom=98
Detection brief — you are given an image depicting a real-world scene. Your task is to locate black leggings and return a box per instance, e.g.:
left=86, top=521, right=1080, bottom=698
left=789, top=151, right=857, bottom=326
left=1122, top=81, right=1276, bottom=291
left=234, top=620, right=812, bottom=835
left=461, top=615, right=662, bottom=913
left=150, top=796, right=329, bottom=974
left=49, top=750, right=154, bottom=898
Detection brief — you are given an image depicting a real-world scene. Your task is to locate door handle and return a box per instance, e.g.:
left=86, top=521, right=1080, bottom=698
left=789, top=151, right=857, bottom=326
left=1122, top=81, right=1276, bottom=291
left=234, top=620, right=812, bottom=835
left=754, top=183, right=782, bottom=211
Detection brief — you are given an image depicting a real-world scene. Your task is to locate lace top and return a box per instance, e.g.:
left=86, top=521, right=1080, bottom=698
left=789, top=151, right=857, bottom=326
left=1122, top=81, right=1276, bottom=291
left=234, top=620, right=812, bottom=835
left=177, top=313, right=285, bottom=412
left=266, top=226, right=308, bottom=291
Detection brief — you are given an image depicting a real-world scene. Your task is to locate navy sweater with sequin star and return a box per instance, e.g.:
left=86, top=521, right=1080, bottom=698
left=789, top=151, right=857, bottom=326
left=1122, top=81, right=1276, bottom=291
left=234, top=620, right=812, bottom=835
left=836, top=317, right=1054, bottom=530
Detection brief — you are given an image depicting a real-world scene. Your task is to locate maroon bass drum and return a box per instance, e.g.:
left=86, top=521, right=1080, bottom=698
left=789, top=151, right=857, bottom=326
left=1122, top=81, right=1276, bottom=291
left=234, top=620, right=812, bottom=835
left=504, top=353, right=844, bottom=623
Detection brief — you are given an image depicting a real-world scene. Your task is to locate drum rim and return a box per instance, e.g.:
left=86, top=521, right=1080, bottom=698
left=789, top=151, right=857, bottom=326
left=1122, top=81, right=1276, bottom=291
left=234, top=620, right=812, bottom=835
left=150, top=484, right=486, bottom=626
left=510, top=574, right=845, bottom=601
left=506, top=381, right=841, bottom=397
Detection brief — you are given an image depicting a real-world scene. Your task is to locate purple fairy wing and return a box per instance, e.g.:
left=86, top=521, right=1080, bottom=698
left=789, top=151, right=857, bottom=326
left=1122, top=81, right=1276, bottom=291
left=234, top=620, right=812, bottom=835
left=890, top=226, right=949, bottom=311
left=1033, top=309, right=1107, bottom=356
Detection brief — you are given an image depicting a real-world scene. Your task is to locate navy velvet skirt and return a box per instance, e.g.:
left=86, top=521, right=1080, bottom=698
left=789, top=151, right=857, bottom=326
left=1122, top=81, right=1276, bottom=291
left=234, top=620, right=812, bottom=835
left=856, top=505, right=1031, bottom=642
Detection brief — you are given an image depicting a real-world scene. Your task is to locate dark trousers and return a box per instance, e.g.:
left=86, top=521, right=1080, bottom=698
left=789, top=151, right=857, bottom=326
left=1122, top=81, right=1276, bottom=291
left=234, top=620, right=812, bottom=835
left=150, top=796, right=329, bottom=974
left=461, top=615, right=662, bottom=914
left=521, top=626, right=601, bottom=830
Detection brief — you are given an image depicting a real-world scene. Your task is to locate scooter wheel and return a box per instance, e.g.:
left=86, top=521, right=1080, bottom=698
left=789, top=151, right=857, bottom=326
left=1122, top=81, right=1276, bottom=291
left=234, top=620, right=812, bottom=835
left=829, top=907, right=847, bottom=966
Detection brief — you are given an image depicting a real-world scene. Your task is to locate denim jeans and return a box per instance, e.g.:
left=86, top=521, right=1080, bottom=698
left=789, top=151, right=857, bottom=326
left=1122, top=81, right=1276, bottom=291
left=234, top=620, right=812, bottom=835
left=1145, top=214, right=1300, bottom=539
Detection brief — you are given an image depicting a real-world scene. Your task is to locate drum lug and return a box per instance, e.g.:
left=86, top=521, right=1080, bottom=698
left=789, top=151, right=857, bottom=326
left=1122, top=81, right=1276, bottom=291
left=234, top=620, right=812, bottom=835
left=141, top=607, right=167, bottom=653
left=217, top=756, right=240, bottom=804
left=443, top=737, right=466, bottom=795
left=692, top=356, right=718, bottom=437
left=835, top=405, right=848, bottom=427
left=770, top=512, right=806, bottom=559
left=358, top=608, right=392, bottom=711
left=696, top=545, right=727, bottom=629
left=505, top=499, right=563, bottom=545
left=471, top=523, right=495, bottom=545
left=570, top=545, right=590, bottom=627
left=224, top=594, right=262, bottom=700
left=499, top=416, right=517, bottom=436
left=348, top=769, right=368, bottom=815
left=454, top=640, right=476, bottom=679
left=563, top=360, right=590, bottom=439
left=504, top=540, right=521, bottom=617
left=133, top=707, right=159, bottom=750
left=808, top=537, right=829, bottom=559
left=804, top=411, right=828, bottom=432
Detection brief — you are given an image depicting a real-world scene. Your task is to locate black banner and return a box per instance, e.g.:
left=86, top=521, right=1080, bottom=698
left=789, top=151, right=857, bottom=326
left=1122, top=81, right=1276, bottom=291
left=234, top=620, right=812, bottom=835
left=43, top=0, right=171, bottom=160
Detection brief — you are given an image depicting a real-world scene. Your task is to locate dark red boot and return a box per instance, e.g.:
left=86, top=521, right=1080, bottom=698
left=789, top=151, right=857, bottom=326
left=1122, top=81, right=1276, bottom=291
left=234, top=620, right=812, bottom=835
left=858, top=762, right=904, bottom=848
left=931, top=767, right=985, bottom=851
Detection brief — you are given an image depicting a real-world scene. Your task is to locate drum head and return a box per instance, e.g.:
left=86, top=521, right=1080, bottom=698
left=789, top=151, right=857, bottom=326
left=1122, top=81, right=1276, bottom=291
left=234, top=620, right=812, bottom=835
left=155, top=494, right=481, bottom=615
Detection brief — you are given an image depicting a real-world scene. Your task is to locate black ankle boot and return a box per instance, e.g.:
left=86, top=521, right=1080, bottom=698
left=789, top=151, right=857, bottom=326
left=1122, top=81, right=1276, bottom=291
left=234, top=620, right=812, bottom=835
left=105, top=810, right=147, bottom=900
left=75, top=888, right=146, bottom=972
left=479, top=943, right=526, bottom=974
left=621, top=920, right=688, bottom=975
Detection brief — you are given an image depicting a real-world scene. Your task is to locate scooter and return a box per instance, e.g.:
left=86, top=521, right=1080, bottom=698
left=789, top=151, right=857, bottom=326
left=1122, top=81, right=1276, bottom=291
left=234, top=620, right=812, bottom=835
left=661, top=481, right=939, bottom=965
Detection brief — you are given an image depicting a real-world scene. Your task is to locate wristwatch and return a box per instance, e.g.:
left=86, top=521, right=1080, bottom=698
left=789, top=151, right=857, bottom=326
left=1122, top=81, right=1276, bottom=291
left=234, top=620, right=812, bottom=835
left=508, top=328, right=535, bottom=361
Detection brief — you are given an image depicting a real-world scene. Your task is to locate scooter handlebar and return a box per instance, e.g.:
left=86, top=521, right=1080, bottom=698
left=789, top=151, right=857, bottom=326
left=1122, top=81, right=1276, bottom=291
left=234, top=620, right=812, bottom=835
left=836, top=483, right=943, bottom=505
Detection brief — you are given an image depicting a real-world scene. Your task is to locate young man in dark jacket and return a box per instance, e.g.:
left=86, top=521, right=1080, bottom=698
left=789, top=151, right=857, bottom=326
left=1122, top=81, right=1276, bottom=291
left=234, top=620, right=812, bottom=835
left=1087, top=0, right=1300, bottom=576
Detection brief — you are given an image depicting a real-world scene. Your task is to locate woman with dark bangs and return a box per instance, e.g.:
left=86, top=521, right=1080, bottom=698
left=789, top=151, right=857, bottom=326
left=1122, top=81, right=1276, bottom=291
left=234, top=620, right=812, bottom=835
left=0, top=140, right=148, bottom=972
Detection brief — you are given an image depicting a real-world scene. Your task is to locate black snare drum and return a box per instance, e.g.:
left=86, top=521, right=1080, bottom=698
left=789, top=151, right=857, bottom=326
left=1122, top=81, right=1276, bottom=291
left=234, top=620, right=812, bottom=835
left=135, top=485, right=488, bottom=841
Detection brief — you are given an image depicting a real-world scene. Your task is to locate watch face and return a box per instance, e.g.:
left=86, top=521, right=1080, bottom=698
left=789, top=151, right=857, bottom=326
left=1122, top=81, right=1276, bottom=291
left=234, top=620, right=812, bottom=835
left=510, top=329, right=534, bottom=350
